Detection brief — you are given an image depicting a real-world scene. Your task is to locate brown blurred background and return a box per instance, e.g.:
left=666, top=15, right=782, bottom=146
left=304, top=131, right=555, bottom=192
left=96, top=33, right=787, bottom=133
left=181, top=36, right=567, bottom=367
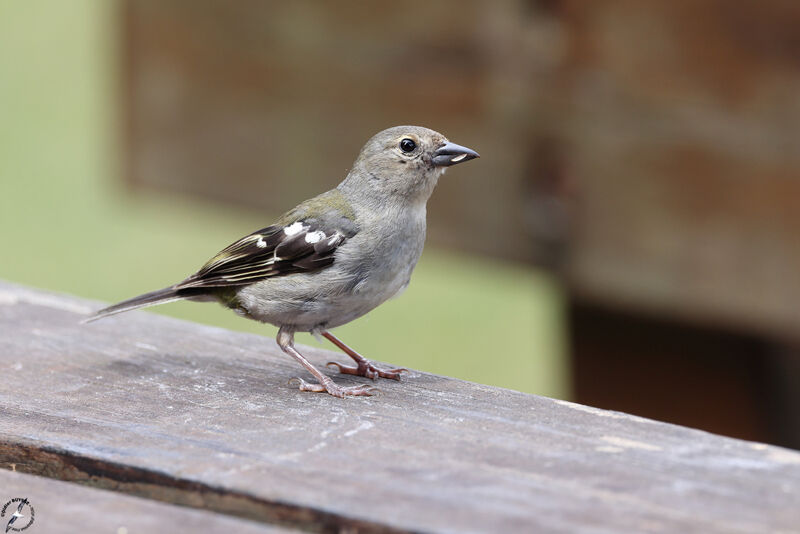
left=123, top=1, right=800, bottom=447
left=2, top=1, right=798, bottom=448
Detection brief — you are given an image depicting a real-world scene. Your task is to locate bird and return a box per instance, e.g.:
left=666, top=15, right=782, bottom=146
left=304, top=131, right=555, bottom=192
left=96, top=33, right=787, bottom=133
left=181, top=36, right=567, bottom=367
left=84, top=126, right=479, bottom=397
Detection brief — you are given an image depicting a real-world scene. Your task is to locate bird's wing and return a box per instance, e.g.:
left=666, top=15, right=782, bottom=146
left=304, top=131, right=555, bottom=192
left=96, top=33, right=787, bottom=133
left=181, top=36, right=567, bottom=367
left=176, top=219, right=354, bottom=290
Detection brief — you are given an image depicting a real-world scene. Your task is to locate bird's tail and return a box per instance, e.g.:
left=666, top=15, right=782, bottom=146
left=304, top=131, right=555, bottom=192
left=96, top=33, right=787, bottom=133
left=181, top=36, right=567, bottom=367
left=82, top=286, right=185, bottom=324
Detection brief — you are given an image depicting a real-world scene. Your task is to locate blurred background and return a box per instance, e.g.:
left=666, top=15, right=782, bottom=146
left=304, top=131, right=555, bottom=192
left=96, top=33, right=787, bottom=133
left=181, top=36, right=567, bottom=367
left=1, top=1, right=798, bottom=448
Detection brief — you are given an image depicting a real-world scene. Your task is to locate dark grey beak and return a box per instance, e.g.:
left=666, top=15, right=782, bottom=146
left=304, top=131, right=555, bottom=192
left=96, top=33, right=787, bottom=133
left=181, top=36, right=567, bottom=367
left=433, top=141, right=480, bottom=167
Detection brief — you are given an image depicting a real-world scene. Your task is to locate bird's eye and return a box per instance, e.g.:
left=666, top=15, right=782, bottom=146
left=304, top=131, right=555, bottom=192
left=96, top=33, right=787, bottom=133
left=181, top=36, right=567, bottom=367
left=399, top=138, right=417, bottom=153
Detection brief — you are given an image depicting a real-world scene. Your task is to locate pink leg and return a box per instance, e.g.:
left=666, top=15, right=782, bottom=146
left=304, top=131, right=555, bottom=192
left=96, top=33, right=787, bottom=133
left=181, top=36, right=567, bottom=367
left=276, top=328, right=375, bottom=397
left=323, top=331, right=407, bottom=381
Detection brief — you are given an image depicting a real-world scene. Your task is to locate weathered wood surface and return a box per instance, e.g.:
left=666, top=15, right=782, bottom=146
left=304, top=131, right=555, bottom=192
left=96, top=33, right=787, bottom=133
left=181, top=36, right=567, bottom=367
left=0, top=469, right=292, bottom=534
left=0, top=281, right=799, bottom=533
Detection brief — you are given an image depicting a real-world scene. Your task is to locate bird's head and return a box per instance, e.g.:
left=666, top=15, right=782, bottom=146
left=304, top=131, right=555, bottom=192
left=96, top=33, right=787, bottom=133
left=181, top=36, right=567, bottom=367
left=341, top=125, right=479, bottom=209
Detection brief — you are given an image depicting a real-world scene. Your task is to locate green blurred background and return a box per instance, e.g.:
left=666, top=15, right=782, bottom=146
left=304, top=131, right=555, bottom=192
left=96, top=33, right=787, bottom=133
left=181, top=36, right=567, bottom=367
left=0, top=1, right=568, bottom=398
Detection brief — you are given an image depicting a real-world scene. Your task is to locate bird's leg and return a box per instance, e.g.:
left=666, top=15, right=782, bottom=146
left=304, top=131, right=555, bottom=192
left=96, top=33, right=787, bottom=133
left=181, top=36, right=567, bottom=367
left=323, top=331, right=407, bottom=381
left=276, top=327, right=375, bottom=397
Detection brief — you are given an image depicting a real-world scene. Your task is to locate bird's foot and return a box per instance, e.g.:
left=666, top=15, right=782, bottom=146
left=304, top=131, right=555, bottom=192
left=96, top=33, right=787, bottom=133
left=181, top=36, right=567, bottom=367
left=288, top=377, right=377, bottom=398
left=327, top=360, right=407, bottom=381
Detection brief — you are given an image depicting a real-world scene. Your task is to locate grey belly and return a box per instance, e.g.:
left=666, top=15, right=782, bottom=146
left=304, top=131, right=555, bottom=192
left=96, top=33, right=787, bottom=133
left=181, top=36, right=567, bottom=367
left=233, top=214, right=426, bottom=331
left=233, top=262, right=412, bottom=331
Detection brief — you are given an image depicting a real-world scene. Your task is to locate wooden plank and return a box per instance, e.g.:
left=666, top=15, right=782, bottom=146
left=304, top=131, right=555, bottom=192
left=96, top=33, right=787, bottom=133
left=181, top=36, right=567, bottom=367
left=0, top=469, right=293, bottom=534
left=0, top=281, right=799, bottom=533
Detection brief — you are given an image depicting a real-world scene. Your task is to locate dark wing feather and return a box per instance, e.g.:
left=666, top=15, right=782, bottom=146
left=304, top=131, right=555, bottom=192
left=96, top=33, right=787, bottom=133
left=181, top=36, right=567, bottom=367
left=176, top=220, right=351, bottom=290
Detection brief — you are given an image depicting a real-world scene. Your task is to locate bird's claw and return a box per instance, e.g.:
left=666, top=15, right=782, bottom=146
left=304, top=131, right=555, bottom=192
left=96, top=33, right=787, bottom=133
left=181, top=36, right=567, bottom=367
left=326, top=360, right=407, bottom=381
left=289, top=377, right=377, bottom=398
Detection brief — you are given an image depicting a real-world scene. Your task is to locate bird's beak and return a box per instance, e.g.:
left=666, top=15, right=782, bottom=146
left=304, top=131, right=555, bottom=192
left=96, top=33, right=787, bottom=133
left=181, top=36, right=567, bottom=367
left=432, top=141, right=480, bottom=167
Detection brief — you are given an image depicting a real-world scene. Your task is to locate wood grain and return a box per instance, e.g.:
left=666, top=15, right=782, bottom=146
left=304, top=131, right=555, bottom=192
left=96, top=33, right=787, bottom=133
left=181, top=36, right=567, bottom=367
left=0, top=281, right=798, bottom=533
